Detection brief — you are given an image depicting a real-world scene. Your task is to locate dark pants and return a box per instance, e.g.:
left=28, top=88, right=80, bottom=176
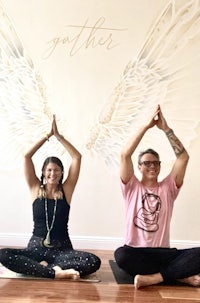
left=115, top=245, right=200, bottom=284
left=0, top=235, right=101, bottom=279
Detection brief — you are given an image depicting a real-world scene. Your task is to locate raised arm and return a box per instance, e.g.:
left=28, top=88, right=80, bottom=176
left=52, top=115, right=82, bottom=203
left=24, top=132, right=53, bottom=198
left=120, top=106, right=160, bottom=184
left=156, top=105, right=189, bottom=188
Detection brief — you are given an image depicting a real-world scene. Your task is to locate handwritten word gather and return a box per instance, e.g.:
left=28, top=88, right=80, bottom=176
left=42, top=17, right=126, bottom=58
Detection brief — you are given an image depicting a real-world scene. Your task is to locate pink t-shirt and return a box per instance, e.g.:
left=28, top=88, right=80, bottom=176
left=121, top=174, right=180, bottom=248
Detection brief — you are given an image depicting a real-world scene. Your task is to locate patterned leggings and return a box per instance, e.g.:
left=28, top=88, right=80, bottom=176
left=0, top=236, right=101, bottom=279
left=115, top=245, right=200, bottom=284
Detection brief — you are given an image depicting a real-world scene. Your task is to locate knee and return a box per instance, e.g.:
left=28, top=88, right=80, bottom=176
left=89, top=253, right=101, bottom=272
left=0, top=248, right=8, bottom=263
left=192, top=247, right=200, bottom=256
left=94, top=255, right=101, bottom=271
left=114, top=246, right=127, bottom=269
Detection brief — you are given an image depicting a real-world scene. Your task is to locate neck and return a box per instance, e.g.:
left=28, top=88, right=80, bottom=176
left=141, top=179, right=158, bottom=189
left=45, top=184, right=58, bottom=199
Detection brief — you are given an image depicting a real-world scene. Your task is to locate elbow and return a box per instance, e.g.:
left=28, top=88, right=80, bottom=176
left=179, top=149, right=189, bottom=165
left=120, top=152, right=126, bottom=164
left=23, top=152, right=31, bottom=160
left=75, top=152, right=82, bottom=163
left=121, top=150, right=131, bottom=162
left=184, top=150, right=190, bottom=164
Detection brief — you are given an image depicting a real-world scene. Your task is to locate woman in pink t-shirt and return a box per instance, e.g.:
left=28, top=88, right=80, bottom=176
left=115, top=105, right=200, bottom=289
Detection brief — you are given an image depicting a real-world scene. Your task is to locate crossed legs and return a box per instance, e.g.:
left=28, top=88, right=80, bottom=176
left=115, top=246, right=200, bottom=289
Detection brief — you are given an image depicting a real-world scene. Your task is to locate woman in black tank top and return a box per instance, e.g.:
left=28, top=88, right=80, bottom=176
left=0, top=115, right=101, bottom=279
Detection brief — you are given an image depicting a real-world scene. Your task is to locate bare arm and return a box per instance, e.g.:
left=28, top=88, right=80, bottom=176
left=24, top=133, right=53, bottom=198
left=52, top=116, right=82, bottom=203
left=156, top=106, right=189, bottom=188
left=164, top=128, right=189, bottom=188
left=120, top=106, right=160, bottom=184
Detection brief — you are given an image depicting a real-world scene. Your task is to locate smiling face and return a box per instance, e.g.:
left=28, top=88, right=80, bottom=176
left=41, top=157, right=64, bottom=187
left=43, top=162, right=63, bottom=185
left=138, top=153, right=161, bottom=180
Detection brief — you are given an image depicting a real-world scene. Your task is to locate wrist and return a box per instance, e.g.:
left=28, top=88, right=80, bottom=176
left=142, top=124, right=150, bottom=132
left=165, top=128, right=174, bottom=137
left=45, top=133, right=53, bottom=141
left=45, top=133, right=50, bottom=141
left=56, top=134, right=64, bottom=141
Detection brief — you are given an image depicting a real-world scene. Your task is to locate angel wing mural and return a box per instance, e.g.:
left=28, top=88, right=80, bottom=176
left=86, top=0, right=200, bottom=174
left=0, top=1, right=68, bottom=173
left=1, top=0, right=200, bottom=176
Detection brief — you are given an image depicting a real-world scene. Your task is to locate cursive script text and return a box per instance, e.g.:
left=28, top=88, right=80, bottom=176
left=42, top=17, right=126, bottom=58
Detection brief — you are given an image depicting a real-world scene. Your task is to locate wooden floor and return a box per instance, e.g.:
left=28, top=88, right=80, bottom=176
left=0, top=250, right=200, bottom=303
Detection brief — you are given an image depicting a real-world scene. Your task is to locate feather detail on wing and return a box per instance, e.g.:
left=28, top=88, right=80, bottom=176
left=86, top=0, right=200, bottom=174
left=0, top=2, right=67, bottom=173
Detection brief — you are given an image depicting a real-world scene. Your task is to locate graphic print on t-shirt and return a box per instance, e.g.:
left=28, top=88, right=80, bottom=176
left=134, top=193, right=162, bottom=232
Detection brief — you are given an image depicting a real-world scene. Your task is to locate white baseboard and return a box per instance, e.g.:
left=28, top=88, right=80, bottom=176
left=0, top=233, right=200, bottom=250
left=0, top=233, right=123, bottom=250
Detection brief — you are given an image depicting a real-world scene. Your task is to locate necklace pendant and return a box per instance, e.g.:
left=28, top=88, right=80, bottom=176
left=43, top=240, right=54, bottom=248
left=43, top=232, right=53, bottom=248
left=43, top=238, right=54, bottom=248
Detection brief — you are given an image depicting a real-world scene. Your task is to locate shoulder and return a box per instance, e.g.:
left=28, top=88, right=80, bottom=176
left=62, top=189, right=70, bottom=205
left=30, top=185, right=40, bottom=202
left=160, top=174, right=177, bottom=187
left=120, top=174, right=139, bottom=187
left=159, top=174, right=180, bottom=198
left=120, top=174, right=141, bottom=197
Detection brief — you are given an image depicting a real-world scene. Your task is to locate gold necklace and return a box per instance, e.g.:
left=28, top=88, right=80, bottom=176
left=43, top=198, right=57, bottom=248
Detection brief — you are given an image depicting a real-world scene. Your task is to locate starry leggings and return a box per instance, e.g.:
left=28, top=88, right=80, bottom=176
left=0, top=235, right=101, bottom=279
left=115, top=245, right=200, bottom=284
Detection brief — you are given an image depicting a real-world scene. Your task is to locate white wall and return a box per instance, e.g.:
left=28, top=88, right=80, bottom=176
left=0, top=0, right=200, bottom=249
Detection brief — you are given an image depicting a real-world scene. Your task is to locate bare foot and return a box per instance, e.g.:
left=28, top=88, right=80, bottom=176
left=134, top=275, right=147, bottom=289
left=53, top=265, right=80, bottom=280
left=40, top=261, right=48, bottom=267
left=179, top=275, right=200, bottom=287
left=134, top=273, right=163, bottom=289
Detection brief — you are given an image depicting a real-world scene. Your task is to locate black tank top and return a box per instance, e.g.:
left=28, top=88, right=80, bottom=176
left=32, top=195, right=70, bottom=241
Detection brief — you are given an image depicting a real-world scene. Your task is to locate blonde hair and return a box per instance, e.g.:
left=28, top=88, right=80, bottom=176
left=38, top=185, right=63, bottom=200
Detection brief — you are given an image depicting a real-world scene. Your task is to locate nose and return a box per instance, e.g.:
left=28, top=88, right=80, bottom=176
left=50, top=170, right=56, bottom=176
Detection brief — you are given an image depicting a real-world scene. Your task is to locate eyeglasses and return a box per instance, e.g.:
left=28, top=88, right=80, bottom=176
left=139, top=161, right=161, bottom=167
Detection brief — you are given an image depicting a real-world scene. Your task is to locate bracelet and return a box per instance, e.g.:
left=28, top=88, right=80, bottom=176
left=165, top=129, right=174, bottom=137
left=45, top=133, right=50, bottom=141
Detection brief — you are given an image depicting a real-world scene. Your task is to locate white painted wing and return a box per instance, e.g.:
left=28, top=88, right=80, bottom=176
left=86, top=0, right=200, bottom=174
left=0, top=2, right=67, bottom=173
